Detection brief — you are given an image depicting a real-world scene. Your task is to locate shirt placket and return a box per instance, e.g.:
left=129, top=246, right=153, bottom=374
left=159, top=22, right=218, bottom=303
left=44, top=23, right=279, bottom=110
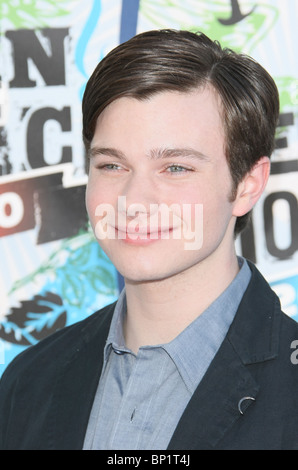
left=109, top=347, right=167, bottom=450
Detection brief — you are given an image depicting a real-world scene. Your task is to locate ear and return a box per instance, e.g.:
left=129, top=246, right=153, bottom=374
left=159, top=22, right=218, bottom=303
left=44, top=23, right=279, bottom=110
left=232, top=156, right=270, bottom=217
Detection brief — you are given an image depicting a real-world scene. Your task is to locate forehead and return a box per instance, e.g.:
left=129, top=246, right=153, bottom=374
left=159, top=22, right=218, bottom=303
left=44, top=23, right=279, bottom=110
left=91, top=88, right=225, bottom=158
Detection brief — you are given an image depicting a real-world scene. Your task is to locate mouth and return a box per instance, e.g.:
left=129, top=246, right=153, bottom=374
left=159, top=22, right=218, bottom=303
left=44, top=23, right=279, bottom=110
left=114, top=226, right=175, bottom=242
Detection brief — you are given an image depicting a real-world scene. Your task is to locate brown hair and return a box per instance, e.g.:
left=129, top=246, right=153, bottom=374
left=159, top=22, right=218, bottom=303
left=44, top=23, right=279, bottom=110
left=82, top=29, right=279, bottom=235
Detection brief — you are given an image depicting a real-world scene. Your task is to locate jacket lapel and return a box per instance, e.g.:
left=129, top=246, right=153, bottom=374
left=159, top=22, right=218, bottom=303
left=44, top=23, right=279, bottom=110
left=168, top=338, right=259, bottom=449
left=168, top=262, right=281, bottom=450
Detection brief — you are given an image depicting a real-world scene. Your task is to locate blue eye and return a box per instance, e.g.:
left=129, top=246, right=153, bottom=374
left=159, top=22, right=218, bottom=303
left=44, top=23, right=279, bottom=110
left=97, top=163, right=122, bottom=171
left=105, top=164, right=120, bottom=170
left=167, top=165, right=189, bottom=173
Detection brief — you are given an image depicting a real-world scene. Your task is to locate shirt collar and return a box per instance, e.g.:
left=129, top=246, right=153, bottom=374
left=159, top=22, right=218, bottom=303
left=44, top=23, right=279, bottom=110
left=164, top=257, right=251, bottom=392
left=102, top=286, right=131, bottom=370
left=104, top=257, right=251, bottom=392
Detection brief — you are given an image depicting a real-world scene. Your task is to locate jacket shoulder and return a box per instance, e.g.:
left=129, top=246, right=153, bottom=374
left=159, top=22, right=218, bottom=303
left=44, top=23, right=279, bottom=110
left=0, top=301, right=116, bottom=449
left=278, top=308, right=298, bottom=359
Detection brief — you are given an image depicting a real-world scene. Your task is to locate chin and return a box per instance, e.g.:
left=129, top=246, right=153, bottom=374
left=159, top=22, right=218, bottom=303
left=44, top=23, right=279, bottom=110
left=113, top=258, right=171, bottom=283
left=115, top=258, right=197, bottom=285
left=118, top=267, right=169, bottom=284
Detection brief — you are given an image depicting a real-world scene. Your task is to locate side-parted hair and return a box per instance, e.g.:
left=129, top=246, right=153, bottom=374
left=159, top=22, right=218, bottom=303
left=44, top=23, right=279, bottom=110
left=82, top=29, right=279, bottom=235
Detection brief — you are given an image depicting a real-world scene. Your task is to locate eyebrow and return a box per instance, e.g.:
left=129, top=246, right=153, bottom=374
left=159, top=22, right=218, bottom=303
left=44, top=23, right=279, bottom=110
left=88, top=146, right=210, bottom=162
left=88, top=147, right=126, bottom=160
left=149, top=147, right=210, bottom=162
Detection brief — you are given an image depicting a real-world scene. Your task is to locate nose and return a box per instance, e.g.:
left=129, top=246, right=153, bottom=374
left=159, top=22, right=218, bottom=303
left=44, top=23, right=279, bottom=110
left=118, top=171, right=158, bottom=218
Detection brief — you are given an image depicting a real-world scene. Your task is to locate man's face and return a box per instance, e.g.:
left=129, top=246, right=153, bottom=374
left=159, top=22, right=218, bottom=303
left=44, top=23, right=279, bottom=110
left=86, top=88, right=239, bottom=283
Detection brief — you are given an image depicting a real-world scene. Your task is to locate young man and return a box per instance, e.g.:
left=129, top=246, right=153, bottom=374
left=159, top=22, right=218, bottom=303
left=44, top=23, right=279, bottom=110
left=1, top=30, right=298, bottom=450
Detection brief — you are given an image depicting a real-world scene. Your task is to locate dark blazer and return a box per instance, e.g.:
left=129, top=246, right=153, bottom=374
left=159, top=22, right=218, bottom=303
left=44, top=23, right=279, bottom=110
left=1, top=261, right=298, bottom=450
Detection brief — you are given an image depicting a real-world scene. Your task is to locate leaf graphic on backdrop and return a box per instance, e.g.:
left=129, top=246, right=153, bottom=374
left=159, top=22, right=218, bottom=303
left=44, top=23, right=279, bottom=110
left=0, top=292, right=66, bottom=346
left=7, top=229, right=118, bottom=327
left=139, top=0, right=278, bottom=54
left=0, top=0, right=78, bottom=29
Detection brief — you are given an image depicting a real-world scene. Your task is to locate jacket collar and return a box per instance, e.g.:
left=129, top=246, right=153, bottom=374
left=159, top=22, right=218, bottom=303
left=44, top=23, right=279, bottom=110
left=228, top=260, right=281, bottom=365
left=168, top=262, right=282, bottom=449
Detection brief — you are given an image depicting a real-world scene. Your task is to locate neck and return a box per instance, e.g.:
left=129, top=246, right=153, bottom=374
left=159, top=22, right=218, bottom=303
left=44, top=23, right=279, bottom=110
left=123, top=247, right=240, bottom=354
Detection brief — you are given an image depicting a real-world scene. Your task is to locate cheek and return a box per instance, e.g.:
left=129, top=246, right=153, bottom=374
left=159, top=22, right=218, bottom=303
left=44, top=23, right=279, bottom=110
left=85, top=183, right=97, bottom=222
left=187, top=180, right=233, bottom=235
left=85, top=181, right=110, bottom=229
left=86, top=181, right=122, bottom=243
left=202, top=193, right=235, bottom=249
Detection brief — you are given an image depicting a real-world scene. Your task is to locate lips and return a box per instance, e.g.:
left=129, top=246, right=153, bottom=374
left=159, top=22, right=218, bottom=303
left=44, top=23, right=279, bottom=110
left=115, top=226, right=174, bottom=240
